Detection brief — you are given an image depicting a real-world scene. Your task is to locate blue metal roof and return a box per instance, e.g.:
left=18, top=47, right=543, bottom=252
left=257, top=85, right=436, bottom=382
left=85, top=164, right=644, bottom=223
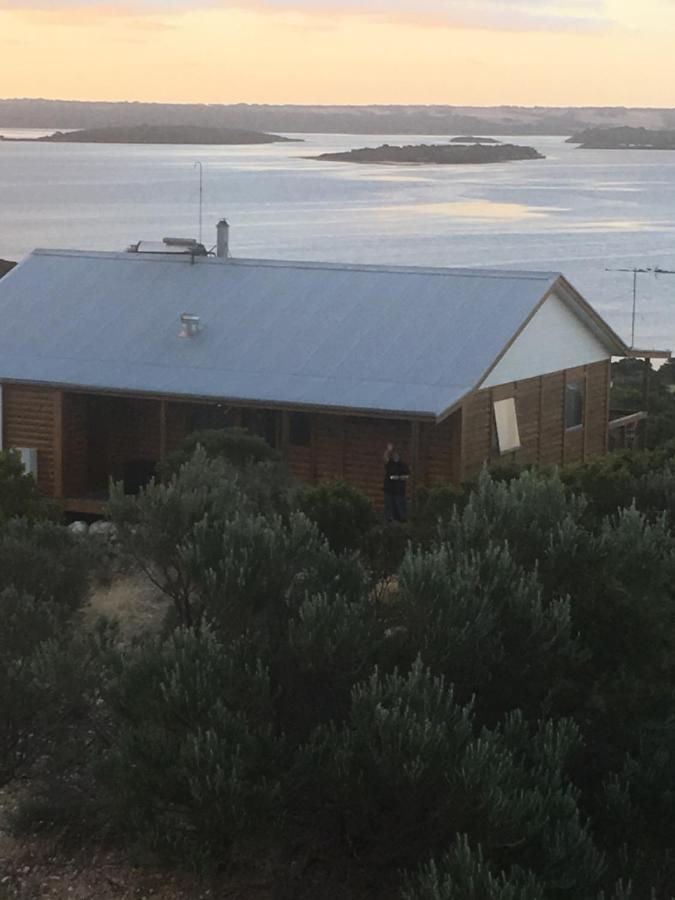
left=0, top=249, right=601, bottom=417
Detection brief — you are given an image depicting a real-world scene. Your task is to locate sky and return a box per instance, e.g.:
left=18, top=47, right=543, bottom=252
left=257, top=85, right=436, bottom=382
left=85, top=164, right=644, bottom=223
left=1, top=0, right=675, bottom=105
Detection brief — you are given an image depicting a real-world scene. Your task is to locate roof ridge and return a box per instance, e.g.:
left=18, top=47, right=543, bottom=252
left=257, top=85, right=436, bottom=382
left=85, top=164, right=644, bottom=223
left=29, top=248, right=561, bottom=281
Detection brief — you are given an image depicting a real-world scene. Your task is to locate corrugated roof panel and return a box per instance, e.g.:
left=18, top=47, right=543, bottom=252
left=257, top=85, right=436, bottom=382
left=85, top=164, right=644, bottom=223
left=0, top=249, right=575, bottom=416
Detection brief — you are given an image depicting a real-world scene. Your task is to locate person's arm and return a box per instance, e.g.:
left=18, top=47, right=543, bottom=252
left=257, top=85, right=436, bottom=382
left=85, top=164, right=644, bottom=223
left=383, top=443, right=394, bottom=463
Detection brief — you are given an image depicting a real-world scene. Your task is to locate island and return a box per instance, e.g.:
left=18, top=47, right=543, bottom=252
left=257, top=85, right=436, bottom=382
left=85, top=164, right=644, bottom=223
left=310, top=142, right=544, bottom=165
left=450, top=135, right=501, bottom=144
left=567, top=126, right=675, bottom=149
left=0, top=125, right=300, bottom=145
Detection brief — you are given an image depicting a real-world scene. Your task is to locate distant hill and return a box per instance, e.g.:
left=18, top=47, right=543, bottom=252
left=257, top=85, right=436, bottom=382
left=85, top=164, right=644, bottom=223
left=5, top=99, right=675, bottom=136
left=2, top=124, right=298, bottom=145
left=567, top=126, right=675, bottom=149
left=0, top=260, right=16, bottom=278
left=312, top=143, right=544, bottom=165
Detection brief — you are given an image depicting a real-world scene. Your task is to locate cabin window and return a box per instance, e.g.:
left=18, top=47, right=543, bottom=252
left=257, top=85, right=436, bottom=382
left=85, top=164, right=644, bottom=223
left=241, top=409, right=280, bottom=449
left=289, top=412, right=312, bottom=447
left=565, top=379, right=585, bottom=430
left=493, top=398, right=521, bottom=454
left=188, top=403, right=236, bottom=433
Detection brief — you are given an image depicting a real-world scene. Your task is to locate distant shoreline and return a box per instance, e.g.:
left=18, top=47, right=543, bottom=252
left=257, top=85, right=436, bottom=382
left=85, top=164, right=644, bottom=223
left=4, top=99, right=675, bottom=136
left=0, top=124, right=301, bottom=146
left=567, top=126, right=675, bottom=150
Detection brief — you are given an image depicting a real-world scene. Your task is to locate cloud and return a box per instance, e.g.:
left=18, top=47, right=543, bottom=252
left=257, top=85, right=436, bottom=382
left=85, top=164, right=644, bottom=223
left=0, top=0, right=613, bottom=32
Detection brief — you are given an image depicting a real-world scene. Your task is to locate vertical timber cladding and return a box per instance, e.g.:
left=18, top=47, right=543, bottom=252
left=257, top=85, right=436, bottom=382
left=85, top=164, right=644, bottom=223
left=2, top=383, right=61, bottom=496
left=460, top=360, right=612, bottom=479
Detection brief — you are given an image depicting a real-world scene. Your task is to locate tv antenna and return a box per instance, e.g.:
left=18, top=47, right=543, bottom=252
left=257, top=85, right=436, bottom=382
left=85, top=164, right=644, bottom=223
left=605, top=265, right=675, bottom=348
left=194, top=161, right=203, bottom=244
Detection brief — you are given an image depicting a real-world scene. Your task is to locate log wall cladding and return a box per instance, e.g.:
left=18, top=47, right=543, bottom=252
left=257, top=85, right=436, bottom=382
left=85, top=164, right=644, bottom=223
left=1, top=360, right=612, bottom=514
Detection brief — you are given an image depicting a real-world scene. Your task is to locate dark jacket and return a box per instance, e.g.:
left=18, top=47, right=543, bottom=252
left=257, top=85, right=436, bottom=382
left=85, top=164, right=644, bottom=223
left=384, top=459, right=410, bottom=496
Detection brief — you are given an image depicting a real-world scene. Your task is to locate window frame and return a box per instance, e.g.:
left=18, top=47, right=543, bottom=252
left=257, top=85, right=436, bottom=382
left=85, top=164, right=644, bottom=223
left=289, top=411, right=312, bottom=448
left=564, top=376, right=586, bottom=432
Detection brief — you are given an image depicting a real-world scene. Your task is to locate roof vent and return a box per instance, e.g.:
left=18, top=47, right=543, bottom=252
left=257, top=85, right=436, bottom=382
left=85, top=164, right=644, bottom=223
left=178, top=313, right=202, bottom=339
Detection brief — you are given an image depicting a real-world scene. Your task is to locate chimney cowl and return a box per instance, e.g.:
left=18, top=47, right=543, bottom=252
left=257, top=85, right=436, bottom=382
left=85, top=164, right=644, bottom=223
left=216, top=219, right=230, bottom=259
left=178, top=313, right=202, bottom=339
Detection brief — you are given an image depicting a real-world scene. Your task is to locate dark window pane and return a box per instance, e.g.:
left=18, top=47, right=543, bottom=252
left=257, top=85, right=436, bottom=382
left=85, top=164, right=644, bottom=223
left=189, top=404, right=236, bottom=433
left=290, top=412, right=312, bottom=447
left=565, top=380, right=585, bottom=429
left=241, top=409, right=280, bottom=449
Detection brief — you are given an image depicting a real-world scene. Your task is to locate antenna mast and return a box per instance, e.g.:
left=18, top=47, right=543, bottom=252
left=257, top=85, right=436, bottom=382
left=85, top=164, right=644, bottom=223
left=194, top=161, right=203, bottom=244
left=606, top=266, right=675, bottom=348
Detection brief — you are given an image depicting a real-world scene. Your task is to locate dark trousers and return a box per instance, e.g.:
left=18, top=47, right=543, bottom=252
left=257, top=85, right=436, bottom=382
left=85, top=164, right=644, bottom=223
left=384, top=493, right=408, bottom=523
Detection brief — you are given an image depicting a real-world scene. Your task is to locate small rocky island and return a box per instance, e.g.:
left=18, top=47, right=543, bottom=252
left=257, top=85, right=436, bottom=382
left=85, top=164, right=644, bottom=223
left=312, top=142, right=544, bottom=165
left=1, top=124, right=300, bottom=145
left=567, top=126, right=675, bottom=150
left=450, top=135, right=501, bottom=144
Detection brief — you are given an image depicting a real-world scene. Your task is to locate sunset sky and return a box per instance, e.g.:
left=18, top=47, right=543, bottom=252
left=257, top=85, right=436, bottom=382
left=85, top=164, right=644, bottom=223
left=1, top=0, right=674, bottom=105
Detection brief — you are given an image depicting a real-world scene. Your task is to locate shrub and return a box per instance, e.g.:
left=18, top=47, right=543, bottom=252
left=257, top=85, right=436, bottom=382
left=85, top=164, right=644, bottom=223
left=0, top=449, right=58, bottom=523
left=298, top=480, right=376, bottom=553
left=401, top=836, right=545, bottom=900
left=160, top=426, right=281, bottom=476
left=111, top=448, right=367, bottom=632
left=303, top=661, right=602, bottom=892
left=109, top=448, right=294, bottom=626
left=0, top=518, right=92, bottom=614
left=0, top=587, right=94, bottom=786
left=395, top=540, right=580, bottom=721
left=196, top=510, right=367, bottom=641
left=96, top=627, right=284, bottom=866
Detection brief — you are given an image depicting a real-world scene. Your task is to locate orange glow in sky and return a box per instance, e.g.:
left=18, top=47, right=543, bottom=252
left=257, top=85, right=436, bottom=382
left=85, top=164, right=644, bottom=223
left=0, top=1, right=673, bottom=105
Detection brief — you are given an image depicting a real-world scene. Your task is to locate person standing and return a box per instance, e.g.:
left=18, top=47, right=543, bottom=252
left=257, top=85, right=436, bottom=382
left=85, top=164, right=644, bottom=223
left=383, top=443, right=410, bottom=522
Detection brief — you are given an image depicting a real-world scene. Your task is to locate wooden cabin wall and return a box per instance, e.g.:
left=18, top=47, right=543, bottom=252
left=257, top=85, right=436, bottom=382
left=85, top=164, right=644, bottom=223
left=286, top=410, right=462, bottom=508
left=461, top=360, right=611, bottom=479
left=2, top=383, right=60, bottom=496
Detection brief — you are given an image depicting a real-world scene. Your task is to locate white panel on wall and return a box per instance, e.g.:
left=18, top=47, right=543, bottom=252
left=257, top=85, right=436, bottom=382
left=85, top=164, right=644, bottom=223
left=481, top=292, right=609, bottom=389
left=493, top=398, right=521, bottom=454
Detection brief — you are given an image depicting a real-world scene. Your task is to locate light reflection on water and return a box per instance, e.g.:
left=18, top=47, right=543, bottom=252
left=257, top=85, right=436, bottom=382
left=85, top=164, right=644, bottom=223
left=2, top=132, right=675, bottom=348
left=393, top=199, right=564, bottom=220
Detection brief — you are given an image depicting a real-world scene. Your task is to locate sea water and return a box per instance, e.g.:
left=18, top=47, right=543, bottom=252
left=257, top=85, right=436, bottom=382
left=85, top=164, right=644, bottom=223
left=1, top=131, right=674, bottom=349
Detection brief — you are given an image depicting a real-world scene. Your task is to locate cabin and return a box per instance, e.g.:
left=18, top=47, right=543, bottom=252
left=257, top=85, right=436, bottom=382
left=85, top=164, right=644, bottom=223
left=0, top=225, right=638, bottom=515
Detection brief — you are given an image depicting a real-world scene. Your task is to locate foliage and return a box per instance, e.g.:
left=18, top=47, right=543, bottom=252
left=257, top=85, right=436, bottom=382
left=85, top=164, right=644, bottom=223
left=109, top=448, right=296, bottom=626
left=96, top=626, right=284, bottom=866
left=0, top=448, right=58, bottom=523
left=303, top=662, right=603, bottom=893
left=160, top=426, right=281, bottom=476
left=298, top=479, right=376, bottom=553
left=0, top=588, right=92, bottom=786
left=395, top=539, right=580, bottom=721
left=401, top=837, right=545, bottom=900
left=110, top=449, right=366, bottom=631
left=0, top=518, right=92, bottom=613
left=11, top=447, right=675, bottom=895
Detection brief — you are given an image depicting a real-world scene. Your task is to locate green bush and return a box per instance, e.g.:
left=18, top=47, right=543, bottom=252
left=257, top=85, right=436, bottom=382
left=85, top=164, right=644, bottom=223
left=0, top=587, right=94, bottom=787
left=0, top=449, right=58, bottom=523
left=0, top=518, right=92, bottom=614
left=395, top=540, right=580, bottom=721
left=401, top=836, right=545, bottom=900
left=109, top=448, right=294, bottom=626
left=298, top=480, right=376, bottom=553
left=111, top=448, right=366, bottom=632
left=96, top=626, right=284, bottom=866
left=303, top=661, right=602, bottom=892
left=160, top=426, right=281, bottom=476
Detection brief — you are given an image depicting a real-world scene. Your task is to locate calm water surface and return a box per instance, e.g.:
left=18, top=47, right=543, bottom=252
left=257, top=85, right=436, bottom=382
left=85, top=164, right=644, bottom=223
left=1, top=130, right=675, bottom=348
